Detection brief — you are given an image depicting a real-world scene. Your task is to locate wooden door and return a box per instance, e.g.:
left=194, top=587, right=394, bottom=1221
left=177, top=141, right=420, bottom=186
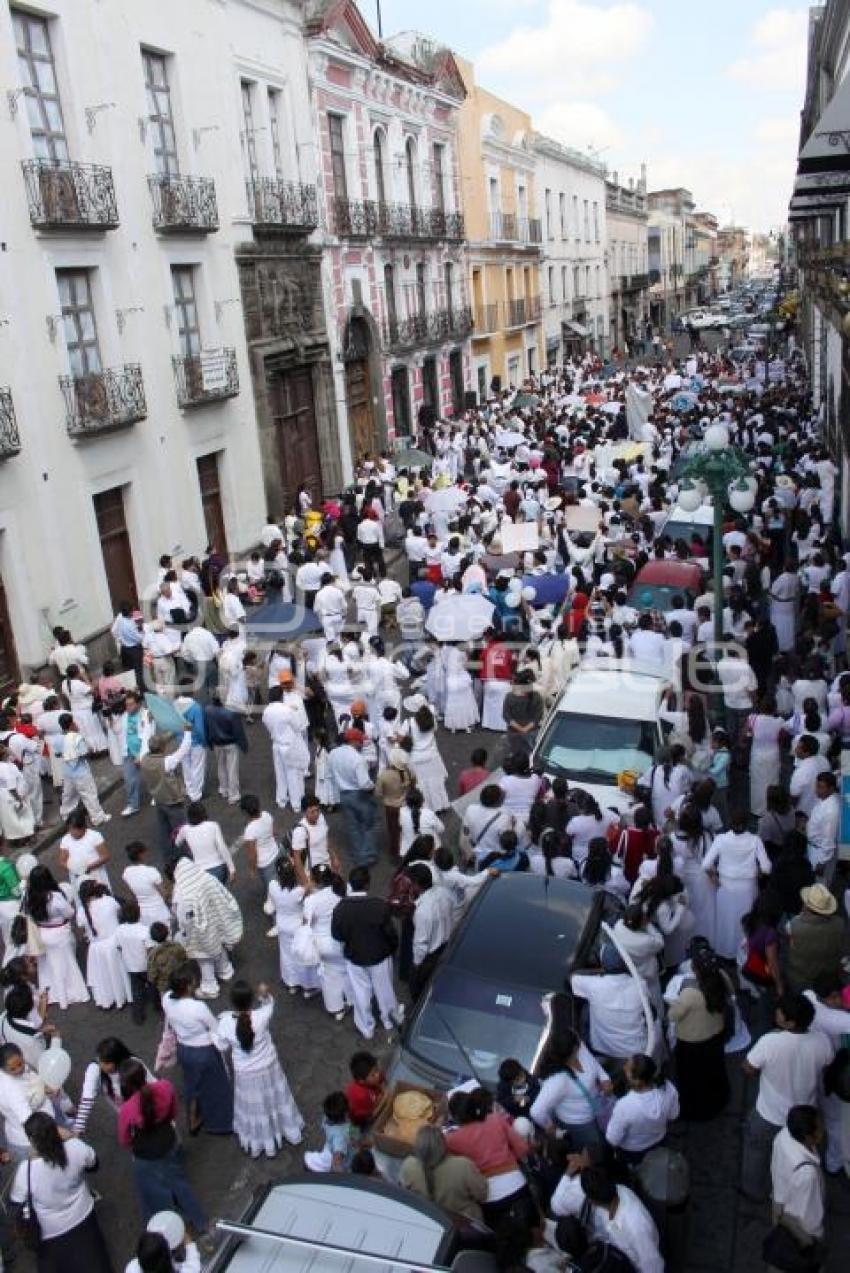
left=344, top=357, right=376, bottom=462
left=196, top=453, right=229, bottom=556
left=422, top=356, right=438, bottom=414
left=0, top=574, right=19, bottom=700
left=271, top=367, right=322, bottom=507
left=449, top=349, right=464, bottom=414
left=93, top=486, right=138, bottom=611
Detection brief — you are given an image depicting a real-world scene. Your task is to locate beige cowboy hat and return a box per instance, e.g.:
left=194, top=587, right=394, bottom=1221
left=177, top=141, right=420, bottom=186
left=800, top=883, right=837, bottom=916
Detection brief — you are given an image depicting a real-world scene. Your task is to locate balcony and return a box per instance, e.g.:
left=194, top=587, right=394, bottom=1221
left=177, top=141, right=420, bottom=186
left=331, top=196, right=464, bottom=241
left=380, top=304, right=474, bottom=353
left=173, top=348, right=239, bottom=407
left=149, top=174, right=219, bottom=233
left=473, top=302, right=500, bottom=334
left=506, top=296, right=540, bottom=327
left=247, top=179, right=318, bottom=233
left=0, top=388, right=21, bottom=458
left=489, top=212, right=542, bottom=246
left=526, top=294, right=542, bottom=321
left=59, top=365, right=146, bottom=438
left=617, top=272, right=650, bottom=292
left=22, top=159, right=118, bottom=231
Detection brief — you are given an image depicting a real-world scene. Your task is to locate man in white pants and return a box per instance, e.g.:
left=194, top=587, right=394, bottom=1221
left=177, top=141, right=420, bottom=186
left=261, top=675, right=310, bottom=810
left=55, top=714, right=111, bottom=825
left=314, top=572, right=347, bottom=643
left=331, top=867, right=404, bottom=1041
left=175, top=695, right=207, bottom=802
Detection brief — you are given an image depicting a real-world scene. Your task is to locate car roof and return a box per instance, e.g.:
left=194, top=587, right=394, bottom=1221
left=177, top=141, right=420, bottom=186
left=214, top=1176, right=453, bottom=1272
left=632, top=560, right=703, bottom=587
left=553, top=665, right=668, bottom=720
left=445, top=874, right=597, bottom=987
left=662, top=503, right=715, bottom=528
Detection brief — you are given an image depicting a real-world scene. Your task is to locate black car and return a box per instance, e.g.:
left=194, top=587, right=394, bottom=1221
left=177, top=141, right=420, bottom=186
left=389, top=874, right=623, bottom=1091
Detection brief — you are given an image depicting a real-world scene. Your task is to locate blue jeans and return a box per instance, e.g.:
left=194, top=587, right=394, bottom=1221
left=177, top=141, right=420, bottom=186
left=206, top=863, right=228, bottom=885
left=122, top=755, right=142, bottom=811
left=339, top=789, right=378, bottom=864
left=132, top=1144, right=208, bottom=1232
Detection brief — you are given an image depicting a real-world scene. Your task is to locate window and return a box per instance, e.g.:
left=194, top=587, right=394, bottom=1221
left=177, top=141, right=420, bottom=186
left=548, top=266, right=555, bottom=304
left=573, top=266, right=581, bottom=299
left=384, top=263, right=397, bottom=328
left=405, top=137, right=417, bottom=208
left=477, top=364, right=487, bottom=403
left=444, top=262, right=454, bottom=315
left=432, top=143, right=446, bottom=213
left=489, top=177, right=499, bottom=213
left=171, top=266, right=200, bottom=359
left=595, top=265, right=601, bottom=298
left=143, top=50, right=178, bottom=176
left=545, top=188, right=552, bottom=239
left=593, top=201, right=599, bottom=243
left=373, top=130, right=387, bottom=206
left=585, top=265, right=591, bottom=296
left=559, top=193, right=566, bottom=239
left=328, top=114, right=347, bottom=200
left=583, top=200, right=589, bottom=242
left=416, top=263, right=427, bottom=317
left=268, top=89, right=284, bottom=178
left=561, top=265, right=568, bottom=301
left=57, top=271, right=100, bottom=377
left=13, top=10, right=68, bottom=162
left=391, top=366, right=411, bottom=436
left=241, top=81, right=259, bottom=185
left=572, top=195, right=579, bottom=240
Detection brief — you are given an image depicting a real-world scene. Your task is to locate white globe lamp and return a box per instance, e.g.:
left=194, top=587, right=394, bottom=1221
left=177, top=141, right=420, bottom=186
left=677, top=481, right=703, bottom=513
left=704, top=422, right=730, bottom=452
left=728, top=481, right=756, bottom=515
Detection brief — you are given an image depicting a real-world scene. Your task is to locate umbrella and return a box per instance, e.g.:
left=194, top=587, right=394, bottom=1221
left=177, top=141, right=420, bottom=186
left=521, top=573, right=571, bottom=607
left=427, top=487, right=469, bottom=513
left=425, top=594, right=495, bottom=642
left=494, top=429, right=527, bottom=448
left=246, top=597, right=323, bottom=642
left=513, top=392, right=540, bottom=409
left=600, top=401, right=623, bottom=415
left=669, top=391, right=699, bottom=413
left=584, top=393, right=605, bottom=406
left=144, top=693, right=188, bottom=737
left=394, top=447, right=433, bottom=469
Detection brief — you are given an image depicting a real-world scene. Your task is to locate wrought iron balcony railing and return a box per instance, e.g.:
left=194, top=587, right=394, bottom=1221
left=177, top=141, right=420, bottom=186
left=0, top=388, right=21, bottom=458
left=381, top=305, right=474, bottom=352
left=507, top=298, right=527, bottom=327
left=60, top=365, right=146, bottom=437
left=526, top=295, right=542, bottom=321
left=149, top=174, right=219, bottom=233
left=173, top=347, right=239, bottom=407
left=489, top=212, right=542, bottom=245
left=247, top=179, right=318, bottom=232
left=474, top=302, right=500, bottom=334
left=331, top=196, right=464, bottom=241
left=22, top=159, right=118, bottom=230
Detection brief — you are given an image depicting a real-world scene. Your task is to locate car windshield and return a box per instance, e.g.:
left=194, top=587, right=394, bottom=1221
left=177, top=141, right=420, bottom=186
left=537, top=710, right=654, bottom=783
left=408, top=967, right=554, bottom=1084
left=630, top=583, right=696, bottom=611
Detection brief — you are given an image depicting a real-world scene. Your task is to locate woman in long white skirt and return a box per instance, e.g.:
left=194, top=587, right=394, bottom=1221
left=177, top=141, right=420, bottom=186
left=481, top=678, right=510, bottom=731
left=0, top=756, right=35, bottom=843
left=748, top=704, right=787, bottom=819
left=402, top=701, right=450, bottom=812
left=303, top=867, right=349, bottom=1021
left=77, top=883, right=131, bottom=1009
left=328, top=533, right=349, bottom=586
left=671, top=807, right=716, bottom=949
left=25, top=865, right=89, bottom=1009
left=424, top=643, right=447, bottom=720
left=62, top=666, right=107, bottom=754
left=442, top=645, right=480, bottom=733
left=218, top=981, right=304, bottom=1157
left=266, top=859, right=320, bottom=996
left=702, top=816, right=771, bottom=960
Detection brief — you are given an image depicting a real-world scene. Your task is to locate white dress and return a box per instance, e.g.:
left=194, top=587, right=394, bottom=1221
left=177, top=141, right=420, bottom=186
left=33, top=893, right=89, bottom=1008
left=749, top=714, right=785, bottom=818
left=314, top=748, right=339, bottom=807
left=0, top=763, right=35, bottom=842
left=702, top=831, right=771, bottom=959
left=328, top=535, right=349, bottom=585
left=672, top=832, right=716, bottom=949
left=323, top=655, right=356, bottom=723
left=217, top=998, right=304, bottom=1157
left=303, top=887, right=348, bottom=1015
left=267, top=882, right=320, bottom=992
left=442, top=647, right=480, bottom=732
left=122, top=862, right=171, bottom=927
left=404, top=719, right=450, bottom=812
left=79, top=894, right=131, bottom=1009
left=769, top=572, right=798, bottom=653
left=63, top=679, right=107, bottom=752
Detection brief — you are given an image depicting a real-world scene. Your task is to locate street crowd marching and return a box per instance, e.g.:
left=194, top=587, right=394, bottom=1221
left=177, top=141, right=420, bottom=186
left=0, top=327, right=848, bottom=1272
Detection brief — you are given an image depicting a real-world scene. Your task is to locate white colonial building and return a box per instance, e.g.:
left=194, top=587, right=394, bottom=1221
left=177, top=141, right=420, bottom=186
left=0, top=0, right=329, bottom=686
left=606, top=169, right=650, bottom=353
left=532, top=133, right=608, bottom=363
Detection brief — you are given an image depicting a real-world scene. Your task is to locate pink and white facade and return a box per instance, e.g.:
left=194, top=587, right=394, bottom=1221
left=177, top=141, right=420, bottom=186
left=306, top=1, right=471, bottom=474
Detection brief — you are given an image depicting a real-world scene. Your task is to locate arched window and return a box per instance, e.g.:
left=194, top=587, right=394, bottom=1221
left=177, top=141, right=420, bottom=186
left=405, top=136, right=417, bottom=209
left=373, top=130, right=387, bottom=206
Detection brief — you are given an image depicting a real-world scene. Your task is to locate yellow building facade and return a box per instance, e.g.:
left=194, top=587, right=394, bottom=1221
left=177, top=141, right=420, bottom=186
left=454, top=56, right=543, bottom=401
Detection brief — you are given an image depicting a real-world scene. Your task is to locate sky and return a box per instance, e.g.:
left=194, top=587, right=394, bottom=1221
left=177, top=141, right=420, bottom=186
left=369, top=0, right=813, bottom=232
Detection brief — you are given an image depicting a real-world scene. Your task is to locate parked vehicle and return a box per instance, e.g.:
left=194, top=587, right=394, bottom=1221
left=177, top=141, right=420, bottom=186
left=627, top=560, right=704, bottom=611
left=657, top=502, right=715, bottom=557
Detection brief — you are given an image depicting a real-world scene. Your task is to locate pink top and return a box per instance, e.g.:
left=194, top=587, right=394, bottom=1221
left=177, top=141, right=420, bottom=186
left=444, top=1111, right=529, bottom=1173
left=117, top=1079, right=178, bottom=1147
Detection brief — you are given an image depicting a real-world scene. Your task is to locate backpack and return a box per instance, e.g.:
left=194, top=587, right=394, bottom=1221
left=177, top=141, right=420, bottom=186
left=578, top=1241, right=638, bottom=1273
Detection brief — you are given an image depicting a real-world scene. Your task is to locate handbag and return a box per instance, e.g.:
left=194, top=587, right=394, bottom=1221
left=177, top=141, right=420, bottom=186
left=13, top=1160, right=42, bottom=1252
left=23, top=915, right=45, bottom=958
left=564, top=1065, right=614, bottom=1133
left=292, top=922, right=321, bottom=967
left=762, top=1220, right=824, bottom=1273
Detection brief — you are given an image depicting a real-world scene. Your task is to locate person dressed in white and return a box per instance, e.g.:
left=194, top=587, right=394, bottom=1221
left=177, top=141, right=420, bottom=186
left=789, top=735, right=831, bottom=818
left=605, top=1054, right=680, bottom=1159
left=702, top=810, right=771, bottom=960
left=262, top=679, right=311, bottom=812
left=0, top=1045, right=56, bottom=1161
left=217, top=981, right=304, bottom=1157
left=550, top=1166, right=663, bottom=1273
left=351, top=568, right=382, bottom=637
left=639, top=748, right=692, bottom=830
left=0, top=753, right=36, bottom=844
left=25, top=865, right=89, bottom=1009
left=770, top=1107, right=826, bottom=1250
left=61, top=665, right=107, bottom=754
left=57, top=809, right=110, bottom=896
left=175, top=803, right=235, bottom=886
left=124, top=1212, right=202, bottom=1273
left=441, top=644, right=480, bottom=733
left=402, top=699, right=450, bottom=812
left=769, top=565, right=799, bottom=654
left=570, top=948, right=649, bottom=1061
left=331, top=868, right=402, bottom=1041
left=267, top=858, right=320, bottom=996
left=303, top=865, right=350, bottom=1021
left=122, top=842, right=171, bottom=928
left=77, top=882, right=131, bottom=1010
left=314, top=572, right=347, bottom=643
left=748, top=698, right=789, bottom=818
left=530, top=1028, right=612, bottom=1149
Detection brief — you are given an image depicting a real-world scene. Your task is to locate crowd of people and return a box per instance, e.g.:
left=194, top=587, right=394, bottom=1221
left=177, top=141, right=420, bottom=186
left=0, top=329, right=847, bottom=1271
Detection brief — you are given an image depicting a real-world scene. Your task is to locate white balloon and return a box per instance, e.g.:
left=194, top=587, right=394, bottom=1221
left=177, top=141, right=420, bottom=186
left=37, top=1042, right=72, bottom=1089
left=15, top=853, right=37, bottom=881
left=505, top=594, right=520, bottom=608
left=521, top=586, right=537, bottom=601
left=148, top=1211, right=186, bottom=1251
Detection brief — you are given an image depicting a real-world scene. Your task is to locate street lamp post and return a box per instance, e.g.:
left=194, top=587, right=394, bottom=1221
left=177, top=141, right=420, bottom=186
left=676, top=423, right=755, bottom=646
